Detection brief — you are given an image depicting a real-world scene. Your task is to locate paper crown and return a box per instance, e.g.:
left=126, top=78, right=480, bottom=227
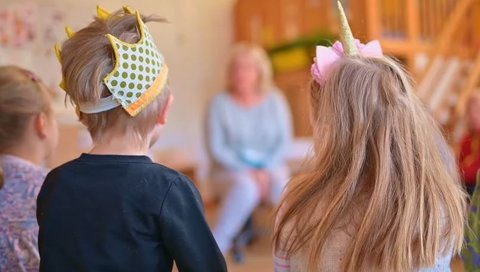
left=55, top=6, right=169, bottom=117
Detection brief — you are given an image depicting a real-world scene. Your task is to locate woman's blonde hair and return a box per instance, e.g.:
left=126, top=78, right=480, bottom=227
left=60, top=9, right=170, bottom=143
left=0, top=65, right=53, bottom=189
left=227, top=43, right=273, bottom=93
left=273, top=57, right=467, bottom=271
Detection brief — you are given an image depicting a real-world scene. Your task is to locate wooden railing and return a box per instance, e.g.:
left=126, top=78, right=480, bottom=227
left=415, top=0, right=480, bottom=144
left=351, top=0, right=462, bottom=73
left=350, top=0, right=480, bottom=145
left=364, top=0, right=460, bottom=41
left=234, top=0, right=480, bottom=139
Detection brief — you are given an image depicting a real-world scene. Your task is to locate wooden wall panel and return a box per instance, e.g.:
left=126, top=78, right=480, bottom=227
left=275, top=69, right=312, bottom=137
left=234, top=0, right=332, bottom=47
left=234, top=0, right=279, bottom=46
left=301, top=0, right=333, bottom=35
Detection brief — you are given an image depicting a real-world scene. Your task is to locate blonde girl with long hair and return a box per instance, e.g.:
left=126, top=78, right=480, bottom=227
left=272, top=3, right=467, bottom=271
left=0, top=66, right=58, bottom=271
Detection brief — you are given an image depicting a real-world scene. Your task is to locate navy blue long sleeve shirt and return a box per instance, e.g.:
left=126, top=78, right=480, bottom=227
left=37, top=154, right=226, bottom=272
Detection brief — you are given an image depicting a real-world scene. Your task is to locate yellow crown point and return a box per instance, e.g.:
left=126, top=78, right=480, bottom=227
left=337, top=1, right=359, bottom=56
left=123, top=6, right=135, bottom=14
left=54, top=43, right=62, bottom=63
left=96, top=5, right=110, bottom=21
left=59, top=80, right=66, bottom=91
left=65, top=26, right=75, bottom=38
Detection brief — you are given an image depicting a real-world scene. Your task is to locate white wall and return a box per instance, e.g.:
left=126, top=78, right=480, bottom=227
left=0, top=0, right=236, bottom=163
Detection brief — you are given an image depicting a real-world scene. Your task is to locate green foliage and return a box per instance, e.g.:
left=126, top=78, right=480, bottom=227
left=267, top=32, right=337, bottom=57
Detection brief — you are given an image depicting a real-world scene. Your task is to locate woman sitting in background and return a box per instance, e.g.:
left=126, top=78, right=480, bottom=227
left=0, top=66, right=58, bottom=271
left=207, top=44, right=293, bottom=254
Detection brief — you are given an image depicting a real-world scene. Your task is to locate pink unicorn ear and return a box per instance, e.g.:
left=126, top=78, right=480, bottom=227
left=360, top=40, right=383, bottom=58
left=312, top=45, right=342, bottom=84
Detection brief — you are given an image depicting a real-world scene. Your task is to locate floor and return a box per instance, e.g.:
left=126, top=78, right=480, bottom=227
left=204, top=204, right=274, bottom=271
left=225, top=241, right=274, bottom=272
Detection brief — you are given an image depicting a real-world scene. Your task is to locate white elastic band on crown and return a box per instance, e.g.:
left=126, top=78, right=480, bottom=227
left=77, top=95, right=121, bottom=114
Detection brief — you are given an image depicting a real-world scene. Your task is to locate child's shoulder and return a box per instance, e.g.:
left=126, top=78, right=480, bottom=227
left=44, top=155, right=194, bottom=190
left=39, top=156, right=200, bottom=209
left=144, top=163, right=197, bottom=191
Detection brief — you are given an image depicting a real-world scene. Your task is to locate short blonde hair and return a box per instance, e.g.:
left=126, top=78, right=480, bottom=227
left=60, top=9, right=170, bottom=142
left=0, top=65, right=53, bottom=188
left=227, top=43, right=273, bottom=93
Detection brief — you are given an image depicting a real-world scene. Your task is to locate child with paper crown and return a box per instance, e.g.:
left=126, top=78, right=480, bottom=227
left=37, top=6, right=226, bottom=272
left=272, top=2, right=466, bottom=271
left=0, top=66, right=58, bottom=272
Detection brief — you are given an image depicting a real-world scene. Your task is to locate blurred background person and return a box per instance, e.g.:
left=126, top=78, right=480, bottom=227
left=0, top=66, right=58, bottom=272
left=459, top=93, right=480, bottom=196
left=207, top=43, right=292, bottom=254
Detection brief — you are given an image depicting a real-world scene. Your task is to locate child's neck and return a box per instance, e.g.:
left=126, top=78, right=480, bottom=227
left=90, top=134, right=151, bottom=156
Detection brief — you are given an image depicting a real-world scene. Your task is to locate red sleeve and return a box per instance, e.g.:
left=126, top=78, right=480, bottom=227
left=459, top=134, right=480, bottom=185
left=459, top=134, right=472, bottom=162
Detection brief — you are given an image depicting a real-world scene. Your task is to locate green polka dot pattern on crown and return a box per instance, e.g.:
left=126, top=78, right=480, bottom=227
left=103, top=15, right=166, bottom=111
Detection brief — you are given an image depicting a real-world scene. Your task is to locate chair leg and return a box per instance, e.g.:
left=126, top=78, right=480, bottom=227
left=232, top=216, right=256, bottom=264
left=232, top=246, right=245, bottom=264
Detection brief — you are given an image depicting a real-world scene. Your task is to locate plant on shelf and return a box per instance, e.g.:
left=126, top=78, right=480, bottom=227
left=267, top=32, right=336, bottom=74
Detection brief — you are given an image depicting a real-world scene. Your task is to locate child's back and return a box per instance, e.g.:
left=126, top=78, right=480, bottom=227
left=38, top=6, right=226, bottom=271
left=38, top=154, right=222, bottom=271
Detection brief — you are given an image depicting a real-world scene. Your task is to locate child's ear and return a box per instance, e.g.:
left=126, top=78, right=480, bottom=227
left=158, top=94, right=174, bottom=125
left=76, top=112, right=89, bottom=127
left=34, top=112, right=48, bottom=139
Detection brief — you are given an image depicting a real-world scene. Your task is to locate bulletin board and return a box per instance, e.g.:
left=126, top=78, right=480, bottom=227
left=0, top=1, right=91, bottom=121
left=0, top=1, right=65, bottom=93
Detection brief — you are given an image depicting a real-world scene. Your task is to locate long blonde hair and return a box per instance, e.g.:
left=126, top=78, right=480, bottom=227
left=0, top=65, right=53, bottom=189
left=273, top=57, right=467, bottom=271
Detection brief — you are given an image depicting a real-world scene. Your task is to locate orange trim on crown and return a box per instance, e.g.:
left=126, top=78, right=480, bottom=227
left=126, top=65, right=169, bottom=116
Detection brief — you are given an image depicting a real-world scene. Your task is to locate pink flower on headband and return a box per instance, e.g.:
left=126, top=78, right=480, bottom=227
left=311, top=39, right=383, bottom=84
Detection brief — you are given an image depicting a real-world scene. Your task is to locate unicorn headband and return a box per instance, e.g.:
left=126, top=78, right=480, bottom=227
left=54, top=6, right=169, bottom=117
left=311, top=1, right=383, bottom=84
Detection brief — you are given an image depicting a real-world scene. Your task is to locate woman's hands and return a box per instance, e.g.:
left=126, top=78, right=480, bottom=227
left=250, top=169, right=271, bottom=201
